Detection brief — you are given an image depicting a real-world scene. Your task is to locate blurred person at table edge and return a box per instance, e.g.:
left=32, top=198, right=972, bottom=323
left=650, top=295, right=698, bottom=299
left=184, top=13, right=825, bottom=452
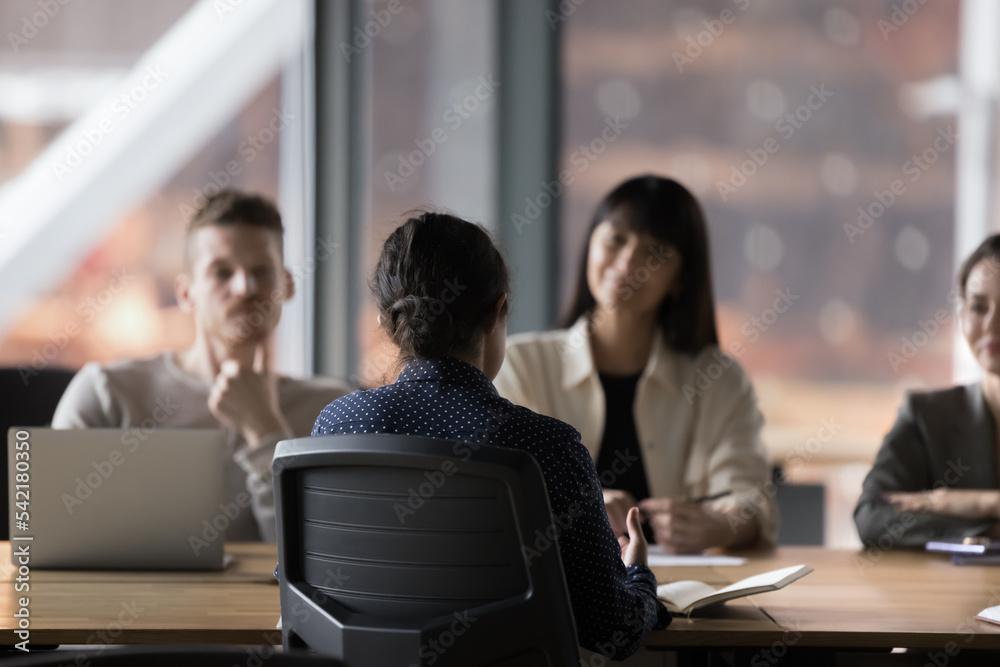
left=855, top=234, right=1000, bottom=547
left=493, top=174, right=778, bottom=554
left=52, top=190, right=350, bottom=542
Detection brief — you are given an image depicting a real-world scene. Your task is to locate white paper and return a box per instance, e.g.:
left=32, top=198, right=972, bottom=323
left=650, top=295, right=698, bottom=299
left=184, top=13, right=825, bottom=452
left=977, top=605, right=1000, bottom=626
left=646, top=546, right=747, bottom=567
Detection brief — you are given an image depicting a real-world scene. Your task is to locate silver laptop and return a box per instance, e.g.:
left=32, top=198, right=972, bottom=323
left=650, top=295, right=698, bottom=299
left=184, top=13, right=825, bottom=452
left=8, top=427, right=226, bottom=570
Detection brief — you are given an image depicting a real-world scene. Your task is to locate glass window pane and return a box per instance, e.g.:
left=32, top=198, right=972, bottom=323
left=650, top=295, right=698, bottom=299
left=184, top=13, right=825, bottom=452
left=358, top=0, right=496, bottom=387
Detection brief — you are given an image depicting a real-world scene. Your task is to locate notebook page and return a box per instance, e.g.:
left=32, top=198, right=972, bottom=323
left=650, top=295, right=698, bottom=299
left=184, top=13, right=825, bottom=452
left=714, top=564, right=808, bottom=596
left=656, top=580, right=718, bottom=612
left=977, top=605, right=1000, bottom=626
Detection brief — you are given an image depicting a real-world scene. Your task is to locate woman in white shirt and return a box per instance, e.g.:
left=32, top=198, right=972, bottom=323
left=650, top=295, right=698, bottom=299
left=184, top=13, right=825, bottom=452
left=493, top=174, right=777, bottom=553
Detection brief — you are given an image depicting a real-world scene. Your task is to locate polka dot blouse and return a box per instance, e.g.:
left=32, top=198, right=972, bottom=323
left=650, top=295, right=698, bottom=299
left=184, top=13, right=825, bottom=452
left=312, top=357, right=670, bottom=659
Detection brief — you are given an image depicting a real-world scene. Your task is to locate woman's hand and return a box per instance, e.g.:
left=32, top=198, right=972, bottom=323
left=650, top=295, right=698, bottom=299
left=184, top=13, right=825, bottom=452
left=618, top=507, right=648, bottom=567
left=885, top=489, right=1000, bottom=519
left=638, top=497, right=734, bottom=554
left=603, top=489, right=638, bottom=537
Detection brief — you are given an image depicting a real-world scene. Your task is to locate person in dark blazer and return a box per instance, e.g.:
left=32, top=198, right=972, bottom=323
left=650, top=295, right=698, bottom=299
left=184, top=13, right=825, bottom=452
left=855, top=235, right=1000, bottom=548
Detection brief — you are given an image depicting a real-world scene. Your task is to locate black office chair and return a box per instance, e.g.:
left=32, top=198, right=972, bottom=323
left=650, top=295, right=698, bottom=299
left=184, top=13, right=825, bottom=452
left=0, top=366, right=76, bottom=538
left=274, top=434, right=580, bottom=667
left=773, top=468, right=826, bottom=546
left=0, top=645, right=342, bottom=666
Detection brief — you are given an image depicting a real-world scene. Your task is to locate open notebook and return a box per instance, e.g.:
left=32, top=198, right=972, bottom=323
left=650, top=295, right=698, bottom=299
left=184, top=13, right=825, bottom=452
left=657, top=564, right=812, bottom=615
left=976, top=606, right=1000, bottom=626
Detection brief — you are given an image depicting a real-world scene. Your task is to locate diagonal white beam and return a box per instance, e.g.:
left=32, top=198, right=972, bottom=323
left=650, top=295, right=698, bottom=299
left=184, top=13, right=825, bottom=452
left=0, top=0, right=305, bottom=338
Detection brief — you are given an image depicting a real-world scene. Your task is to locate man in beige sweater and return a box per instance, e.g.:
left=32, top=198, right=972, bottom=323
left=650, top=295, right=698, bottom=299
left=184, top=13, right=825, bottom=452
left=53, top=190, right=350, bottom=541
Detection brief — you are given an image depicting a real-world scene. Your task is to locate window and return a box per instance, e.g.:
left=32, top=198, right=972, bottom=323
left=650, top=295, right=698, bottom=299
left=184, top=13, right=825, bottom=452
left=0, top=0, right=311, bottom=379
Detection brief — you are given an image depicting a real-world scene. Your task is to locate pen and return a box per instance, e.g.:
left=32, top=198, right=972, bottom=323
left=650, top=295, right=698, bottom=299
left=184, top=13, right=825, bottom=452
left=636, top=490, right=734, bottom=519
left=689, top=490, right=733, bottom=504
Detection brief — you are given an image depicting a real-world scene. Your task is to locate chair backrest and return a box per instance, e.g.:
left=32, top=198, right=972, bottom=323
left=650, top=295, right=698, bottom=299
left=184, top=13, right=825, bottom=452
left=274, top=433, right=580, bottom=667
left=0, top=366, right=76, bottom=538
left=773, top=468, right=826, bottom=546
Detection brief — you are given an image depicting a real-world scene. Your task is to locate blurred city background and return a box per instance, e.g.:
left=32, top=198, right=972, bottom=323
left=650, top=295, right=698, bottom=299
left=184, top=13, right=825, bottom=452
left=2, top=0, right=996, bottom=547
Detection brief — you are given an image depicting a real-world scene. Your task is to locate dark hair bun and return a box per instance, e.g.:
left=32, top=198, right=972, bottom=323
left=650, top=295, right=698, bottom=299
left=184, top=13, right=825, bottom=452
left=372, top=212, right=510, bottom=362
left=387, top=295, right=455, bottom=359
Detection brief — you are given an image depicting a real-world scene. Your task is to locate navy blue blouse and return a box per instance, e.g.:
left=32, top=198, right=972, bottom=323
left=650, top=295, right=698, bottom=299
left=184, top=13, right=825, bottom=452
left=312, top=357, right=669, bottom=659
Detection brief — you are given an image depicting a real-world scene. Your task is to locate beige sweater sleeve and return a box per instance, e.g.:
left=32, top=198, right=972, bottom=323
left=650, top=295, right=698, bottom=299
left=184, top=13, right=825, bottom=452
left=51, top=362, right=120, bottom=428
left=687, top=352, right=778, bottom=549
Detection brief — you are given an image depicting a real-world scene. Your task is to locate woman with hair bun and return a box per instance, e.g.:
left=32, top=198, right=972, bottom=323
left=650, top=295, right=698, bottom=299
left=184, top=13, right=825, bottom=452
left=312, top=211, right=669, bottom=658
left=494, top=175, right=777, bottom=554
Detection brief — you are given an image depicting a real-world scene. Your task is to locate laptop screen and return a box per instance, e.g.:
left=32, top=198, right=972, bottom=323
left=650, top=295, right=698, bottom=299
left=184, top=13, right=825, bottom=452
left=8, top=427, right=227, bottom=570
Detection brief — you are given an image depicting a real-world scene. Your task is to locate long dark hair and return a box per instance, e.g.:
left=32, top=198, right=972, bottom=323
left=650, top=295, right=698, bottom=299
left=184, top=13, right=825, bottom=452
left=372, top=211, right=510, bottom=363
left=561, top=174, right=719, bottom=354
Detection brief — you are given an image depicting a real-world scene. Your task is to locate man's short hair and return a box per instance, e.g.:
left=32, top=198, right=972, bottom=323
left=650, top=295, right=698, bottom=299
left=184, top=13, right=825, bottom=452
left=185, top=190, right=284, bottom=266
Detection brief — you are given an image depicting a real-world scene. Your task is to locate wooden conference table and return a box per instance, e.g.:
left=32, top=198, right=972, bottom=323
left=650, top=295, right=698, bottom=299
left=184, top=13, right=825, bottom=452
left=0, top=542, right=281, bottom=645
left=1, top=544, right=1000, bottom=651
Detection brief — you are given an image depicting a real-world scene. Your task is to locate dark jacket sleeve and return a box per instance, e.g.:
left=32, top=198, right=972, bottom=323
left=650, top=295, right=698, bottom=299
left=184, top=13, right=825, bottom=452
left=854, top=392, right=993, bottom=548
